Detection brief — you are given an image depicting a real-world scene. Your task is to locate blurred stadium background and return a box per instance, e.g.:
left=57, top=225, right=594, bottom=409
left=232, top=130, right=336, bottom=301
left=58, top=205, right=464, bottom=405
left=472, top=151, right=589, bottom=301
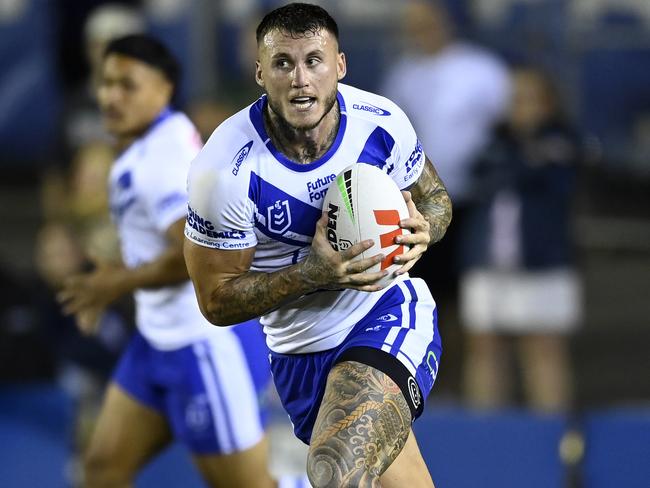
left=1, top=0, right=649, bottom=487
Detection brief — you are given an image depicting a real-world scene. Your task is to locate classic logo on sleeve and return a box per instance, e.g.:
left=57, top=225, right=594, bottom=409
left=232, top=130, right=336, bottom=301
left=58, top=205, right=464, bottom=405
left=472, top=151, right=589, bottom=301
left=352, top=102, right=391, bottom=116
left=231, top=140, right=253, bottom=176
left=186, top=205, right=246, bottom=239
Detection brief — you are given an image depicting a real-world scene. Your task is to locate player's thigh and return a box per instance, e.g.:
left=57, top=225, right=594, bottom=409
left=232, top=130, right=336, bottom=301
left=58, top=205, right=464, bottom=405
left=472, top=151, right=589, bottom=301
left=380, top=429, right=435, bottom=488
left=86, top=382, right=172, bottom=473
left=192, top=435, right=275, bottom=488
left=308, top=360, right=412, bottom=485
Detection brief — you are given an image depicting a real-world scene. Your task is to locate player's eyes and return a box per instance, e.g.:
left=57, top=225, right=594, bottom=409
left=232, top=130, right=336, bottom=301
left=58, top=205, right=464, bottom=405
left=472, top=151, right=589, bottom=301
left=307, top=57, right=320, bottom=66
left=275, top=59, right=291, bottom=69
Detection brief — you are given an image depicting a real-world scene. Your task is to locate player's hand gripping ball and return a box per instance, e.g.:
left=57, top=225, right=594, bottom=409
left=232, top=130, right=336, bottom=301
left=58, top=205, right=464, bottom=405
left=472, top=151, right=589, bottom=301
left=323, top=163, right=411, bottom=287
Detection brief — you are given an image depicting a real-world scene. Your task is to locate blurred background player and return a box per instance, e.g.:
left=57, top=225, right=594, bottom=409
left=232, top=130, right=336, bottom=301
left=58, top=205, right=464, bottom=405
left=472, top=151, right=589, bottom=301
left=459, top=66, right=583, bottom=412
left=63, top=3, right=146, bottom=150
left=58, top=34, right=307, bottom=488
left=35, top=134, right=131, bottom=485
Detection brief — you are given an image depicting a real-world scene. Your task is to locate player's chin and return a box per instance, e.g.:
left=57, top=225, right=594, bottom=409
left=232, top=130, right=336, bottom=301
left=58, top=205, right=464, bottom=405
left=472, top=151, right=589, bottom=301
left=104, top=120, right=129, bottom=136
left=285, top=109, right=323, bottom=130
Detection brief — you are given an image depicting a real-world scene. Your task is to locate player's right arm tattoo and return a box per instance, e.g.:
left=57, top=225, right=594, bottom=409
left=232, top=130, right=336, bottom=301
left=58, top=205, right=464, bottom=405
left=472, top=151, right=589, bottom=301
left=410, top=157, right=452, bottom=246
left=205, top=229, right=362, bottom=325
left=206, top=265, right=312, bottom=325
left=307, top=361, right=411, bottom=487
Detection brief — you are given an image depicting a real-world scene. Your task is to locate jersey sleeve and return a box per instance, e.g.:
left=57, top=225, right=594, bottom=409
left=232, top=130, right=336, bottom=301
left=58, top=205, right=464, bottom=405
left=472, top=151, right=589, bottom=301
left=184, top=131, right=257, bottom=251
left=384, top=104, right=426, bottom=190
left=139, top=136, right=199, bottom=233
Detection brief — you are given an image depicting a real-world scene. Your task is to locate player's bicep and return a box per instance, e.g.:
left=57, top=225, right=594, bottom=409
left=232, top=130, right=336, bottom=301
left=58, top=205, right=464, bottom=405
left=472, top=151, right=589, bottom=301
left=408, top=156, right=453, bottom=245
left=407, top=157, right=447, bottom=203
left=183, top=239, right=255, bottom=319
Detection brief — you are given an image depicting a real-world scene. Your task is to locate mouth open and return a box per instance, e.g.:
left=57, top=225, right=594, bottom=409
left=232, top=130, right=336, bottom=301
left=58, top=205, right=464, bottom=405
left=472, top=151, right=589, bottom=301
left=290, top=96, right=316, bottom=109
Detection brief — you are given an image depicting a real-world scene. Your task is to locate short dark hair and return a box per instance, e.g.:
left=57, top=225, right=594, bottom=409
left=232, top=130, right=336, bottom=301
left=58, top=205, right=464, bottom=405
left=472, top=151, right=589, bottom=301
left=104, top=34, right=180, bottom=90
left=256, top=3, right=339, bottom=46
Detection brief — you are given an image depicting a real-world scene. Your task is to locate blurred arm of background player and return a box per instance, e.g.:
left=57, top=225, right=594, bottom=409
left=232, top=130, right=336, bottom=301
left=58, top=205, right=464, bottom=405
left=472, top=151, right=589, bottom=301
left=58, top=218, right=186, bottom=334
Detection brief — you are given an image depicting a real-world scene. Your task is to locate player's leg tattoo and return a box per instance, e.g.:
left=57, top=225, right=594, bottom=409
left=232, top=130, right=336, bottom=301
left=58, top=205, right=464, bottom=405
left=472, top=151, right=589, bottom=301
left=307, top=361, right=412, bottom=488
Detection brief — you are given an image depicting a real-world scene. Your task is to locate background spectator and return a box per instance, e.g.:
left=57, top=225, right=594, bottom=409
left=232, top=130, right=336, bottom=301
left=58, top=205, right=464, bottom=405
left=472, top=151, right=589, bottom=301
left=380, top=0, right=511, bottom=397
left=459, top=66, right=582, bottom=412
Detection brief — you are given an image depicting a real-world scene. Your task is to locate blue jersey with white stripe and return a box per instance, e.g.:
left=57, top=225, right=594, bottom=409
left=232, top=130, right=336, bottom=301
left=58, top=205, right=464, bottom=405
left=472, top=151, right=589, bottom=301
left=185, top=84, right=427, bottom=353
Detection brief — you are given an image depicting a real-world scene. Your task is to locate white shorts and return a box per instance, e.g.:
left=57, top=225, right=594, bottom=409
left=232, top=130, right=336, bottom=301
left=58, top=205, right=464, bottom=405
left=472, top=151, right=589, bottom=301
left=460, top=268, right=582, bottom=334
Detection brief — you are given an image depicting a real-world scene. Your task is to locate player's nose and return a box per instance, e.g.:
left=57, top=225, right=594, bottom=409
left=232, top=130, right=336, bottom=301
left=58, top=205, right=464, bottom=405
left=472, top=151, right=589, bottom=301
left=291, top=64, right=309, bottom=88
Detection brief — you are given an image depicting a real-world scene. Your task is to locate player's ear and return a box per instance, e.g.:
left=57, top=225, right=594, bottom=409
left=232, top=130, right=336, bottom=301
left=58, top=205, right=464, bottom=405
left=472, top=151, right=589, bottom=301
left=337, top=52, right=347, bottom=81
left=255, top=60, right=265, bottom=88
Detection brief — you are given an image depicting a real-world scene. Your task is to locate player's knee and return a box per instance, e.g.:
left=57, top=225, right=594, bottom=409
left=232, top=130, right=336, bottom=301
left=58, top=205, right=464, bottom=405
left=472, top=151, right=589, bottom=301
left=306, top=442, right=379, bottom=488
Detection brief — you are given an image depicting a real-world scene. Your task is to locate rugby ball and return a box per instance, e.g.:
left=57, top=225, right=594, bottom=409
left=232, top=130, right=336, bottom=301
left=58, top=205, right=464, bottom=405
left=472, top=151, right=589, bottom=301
left=323, top=163, right=410, bottom=287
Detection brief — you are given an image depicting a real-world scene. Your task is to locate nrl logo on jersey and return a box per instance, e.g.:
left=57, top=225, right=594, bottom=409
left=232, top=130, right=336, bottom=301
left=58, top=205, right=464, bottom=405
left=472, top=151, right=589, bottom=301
left=267, top=199, right=291, bottom=234
left=352, top=102, right=391, bottom=116
left=231, top=140, right=253, bottom=176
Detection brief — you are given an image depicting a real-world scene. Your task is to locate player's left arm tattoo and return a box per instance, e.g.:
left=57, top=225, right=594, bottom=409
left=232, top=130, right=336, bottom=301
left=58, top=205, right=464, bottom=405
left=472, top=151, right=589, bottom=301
left=307, top=361, right=411, bottom=487
left=409, top=157, right=453, bottom=246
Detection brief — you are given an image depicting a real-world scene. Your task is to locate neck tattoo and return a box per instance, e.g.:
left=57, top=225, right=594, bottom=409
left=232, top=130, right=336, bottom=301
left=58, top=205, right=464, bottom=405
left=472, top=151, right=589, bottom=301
left=264, top=103, right=340, bottom=164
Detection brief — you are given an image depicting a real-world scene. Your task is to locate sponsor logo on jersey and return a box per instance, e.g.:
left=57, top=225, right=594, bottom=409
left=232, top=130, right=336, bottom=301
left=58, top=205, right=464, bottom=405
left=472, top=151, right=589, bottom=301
left=187, top=205, right=246, bottom=239
left=426, top=350, right=439, bottom=380
left=377, top=313, right=399, bottom=322
left=231, top=140, right=253, bottom=176
left=408, top=376, right=422, bottom=410
left=365, top=325, right=383, bottom=332
left=352, top=102, right=391, bottom=116
left=306, top=173, right=336, bottom=202
left=267, top=199, right=292, bottom=234
left=185, top=394, right=211, bottom=433
left=404, top=140, right=424, bottom=182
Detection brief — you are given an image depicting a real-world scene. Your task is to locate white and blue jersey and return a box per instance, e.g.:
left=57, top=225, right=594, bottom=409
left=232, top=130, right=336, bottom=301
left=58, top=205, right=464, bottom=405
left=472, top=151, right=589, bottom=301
left=185, top=84, right=442, bottom=443
left=109, top=109, right=270, bottom=454
left=185, top=83, right=428, bottom=354
left=109, top=109, right=207, bottom=350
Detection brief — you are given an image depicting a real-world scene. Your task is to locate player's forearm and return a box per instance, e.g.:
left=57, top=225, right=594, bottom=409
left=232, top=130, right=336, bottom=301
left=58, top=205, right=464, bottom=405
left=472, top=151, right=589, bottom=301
left=416, top=188, right=452, bottom=245
left=118, top=248, right=188, bottom=294
left=203, top=262, right=316, bottom=326
left=411, top=160, right=453, bottom=246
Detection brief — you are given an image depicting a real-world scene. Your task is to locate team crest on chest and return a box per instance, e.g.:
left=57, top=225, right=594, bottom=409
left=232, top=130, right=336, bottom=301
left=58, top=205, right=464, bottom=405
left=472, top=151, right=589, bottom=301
left=267, top=199, right=292, bottom=234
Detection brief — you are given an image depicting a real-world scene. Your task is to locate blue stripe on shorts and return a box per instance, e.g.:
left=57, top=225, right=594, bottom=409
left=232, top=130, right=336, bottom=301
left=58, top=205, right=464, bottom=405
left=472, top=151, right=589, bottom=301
left=113, top=319, right=270, bottom=454
left=270, top=278, right=442, bottom=444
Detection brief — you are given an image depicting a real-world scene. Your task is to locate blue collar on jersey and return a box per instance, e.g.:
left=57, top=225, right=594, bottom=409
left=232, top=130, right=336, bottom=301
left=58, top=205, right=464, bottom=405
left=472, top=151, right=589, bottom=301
left=248, top=91, right=348, bottom=172
left=115, top=106, right=174, bottom=159
left=148, top=106, right=174, bottom=133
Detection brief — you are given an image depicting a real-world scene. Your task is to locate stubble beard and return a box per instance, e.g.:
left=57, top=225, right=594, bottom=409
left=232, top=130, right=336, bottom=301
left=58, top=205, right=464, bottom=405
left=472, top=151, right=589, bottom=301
left=266, top=88, right=338, bottom=140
